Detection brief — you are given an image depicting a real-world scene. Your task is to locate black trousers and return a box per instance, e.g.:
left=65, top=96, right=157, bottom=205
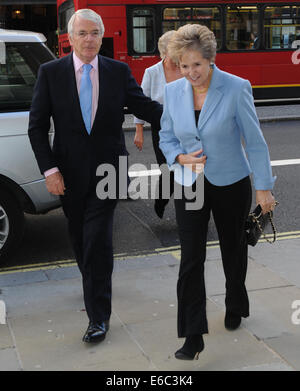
left=174, top=176, right=252, bottom=337
left=61, top=191, right=117, bottom=324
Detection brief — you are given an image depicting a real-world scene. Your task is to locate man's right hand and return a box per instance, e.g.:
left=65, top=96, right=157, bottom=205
left=45, top=171, right=66, bottom=195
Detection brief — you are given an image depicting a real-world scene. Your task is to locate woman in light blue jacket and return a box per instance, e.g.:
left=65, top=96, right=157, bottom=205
left=159, top=24, right=276, bottom=361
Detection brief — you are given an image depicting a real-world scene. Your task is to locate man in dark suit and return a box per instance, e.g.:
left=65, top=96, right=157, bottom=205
left=28, top=8, right=162, bottom=343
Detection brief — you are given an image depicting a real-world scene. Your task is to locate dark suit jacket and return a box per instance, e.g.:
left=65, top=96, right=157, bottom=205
left=28, top=53, right=162, bottom=199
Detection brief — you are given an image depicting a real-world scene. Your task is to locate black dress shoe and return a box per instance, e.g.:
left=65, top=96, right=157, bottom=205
left=224, top=312, right=241, bottom=330
left=82, top=321, right=110, bottom=343
left=175, top=335, right=204, bottom=361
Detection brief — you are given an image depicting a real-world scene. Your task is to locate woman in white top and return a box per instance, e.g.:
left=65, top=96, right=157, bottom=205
left=134, top=31, right=182, bottom=218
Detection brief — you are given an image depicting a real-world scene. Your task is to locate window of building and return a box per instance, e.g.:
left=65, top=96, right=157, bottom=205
left=264, top=6, right=300, bottom=49
left=11, top=6, right=24, bottom=20
left=226, top=5, right=259, bottom=50
left=162, top=7, right=221, bottom=49
left=33, top=6, right=47, bottom=17
left=132, top=9, right=156, bottom=54
left=0, top=6, right=6, bottom=28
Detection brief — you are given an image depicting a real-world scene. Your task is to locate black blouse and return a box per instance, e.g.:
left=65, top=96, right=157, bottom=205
left=195, top=110, right=201, bottom=126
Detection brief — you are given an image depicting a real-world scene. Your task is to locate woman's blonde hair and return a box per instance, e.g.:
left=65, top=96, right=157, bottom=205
left=157, top=30, right=176, bottom=59
left=168, top=24, right=217, bottom=64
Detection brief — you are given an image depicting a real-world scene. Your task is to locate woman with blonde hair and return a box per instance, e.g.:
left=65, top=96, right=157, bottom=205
left=134, top=30, right=182, bottom=218
left=159, top=24, right=276, bottom=360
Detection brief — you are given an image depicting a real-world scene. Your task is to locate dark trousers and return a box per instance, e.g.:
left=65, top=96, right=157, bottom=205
left=62, top=191, right=117, bottom=324
left=152, top=126, right=174, bottom=204
left=174, top=176, right=252, bottom=337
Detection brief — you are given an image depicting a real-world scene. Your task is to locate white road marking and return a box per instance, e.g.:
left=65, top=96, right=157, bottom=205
left=271, top=159, right=300, bottom=166
left=128, top=159, right=300, bottom=177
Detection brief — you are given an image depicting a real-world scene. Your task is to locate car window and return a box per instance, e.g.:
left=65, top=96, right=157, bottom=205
left=0, top=42, right=54, bottom=112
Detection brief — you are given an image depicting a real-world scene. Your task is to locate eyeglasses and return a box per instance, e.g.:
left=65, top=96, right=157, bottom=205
left=74, top=31, right=102, bottom=39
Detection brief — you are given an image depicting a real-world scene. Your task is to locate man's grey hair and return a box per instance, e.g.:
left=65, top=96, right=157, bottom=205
left=68, top=9, right=105, bottom=37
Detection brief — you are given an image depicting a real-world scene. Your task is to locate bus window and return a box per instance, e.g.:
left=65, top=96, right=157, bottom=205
left=264, top=6, right=300, bottom=49
left=58, top=0, right=74, bottom=34
left=192, top=8, right=221, bottom=48
left=163, top=7, right=191, bottom=26
left=226, top=5, right=259, bottom=50
left=132, top=9, right=156, bottom=54
left=162, top=6, right=221, bottom=48
left=162, top=7, right=192, bottom=30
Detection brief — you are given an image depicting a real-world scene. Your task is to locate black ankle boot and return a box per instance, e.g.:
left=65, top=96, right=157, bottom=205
left=224, top=311, right=241, bottom=330
left=175, top=335, right=204, bottom=360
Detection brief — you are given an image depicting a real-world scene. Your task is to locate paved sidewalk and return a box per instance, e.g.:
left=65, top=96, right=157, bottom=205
left=1, top=236, right=300, bottom=371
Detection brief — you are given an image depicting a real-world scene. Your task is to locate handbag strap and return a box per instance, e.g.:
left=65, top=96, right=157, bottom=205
left=250, top=201, right=279, bottom=244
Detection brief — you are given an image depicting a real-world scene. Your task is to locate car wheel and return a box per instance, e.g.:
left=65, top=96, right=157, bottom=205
left=0, top=188, right=25, bottom=264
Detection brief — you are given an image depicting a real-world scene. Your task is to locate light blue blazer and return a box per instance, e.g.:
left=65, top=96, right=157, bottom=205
left=159, top=65, right=276, bottom=190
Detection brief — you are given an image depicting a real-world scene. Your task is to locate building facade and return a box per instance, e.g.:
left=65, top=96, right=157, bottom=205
left=0, top=0, right=58, bottom=55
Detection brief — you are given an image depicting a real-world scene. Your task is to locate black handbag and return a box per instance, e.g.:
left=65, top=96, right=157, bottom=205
left=245, top=202, right=279, bottom=247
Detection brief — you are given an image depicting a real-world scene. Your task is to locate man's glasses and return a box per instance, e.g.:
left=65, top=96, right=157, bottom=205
left=74, top=31, right=102, bottom=39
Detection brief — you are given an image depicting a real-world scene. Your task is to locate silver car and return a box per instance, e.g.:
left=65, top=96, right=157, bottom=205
left=0, top=29, right=61, bottom=263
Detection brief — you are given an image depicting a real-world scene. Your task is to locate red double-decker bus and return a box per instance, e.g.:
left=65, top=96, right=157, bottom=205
left=56, top=0, right=300, bottom=104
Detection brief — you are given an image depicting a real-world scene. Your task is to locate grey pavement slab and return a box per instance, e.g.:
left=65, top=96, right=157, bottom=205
left=112, top=265, right=178, bottom=325
left=243, top=286, right=300, bottom=370
left=1, top=238, right=300, bottom=371
left=44, top=266, right=81, bottom=281
left=114, top=253, right=179, bottom=270
left=249, top=238, right=300, bottom=287
left=126, top=309, right=293, bottom=371
left=205, top=258, right=292, bottom=297
left=0, top=270, right=48, bottom=287
left=243, top=286, right=300, bottom=340
left=233, top=362, right=294, bottom=371
left=8, top=312, right=153, bottom=371
left=263, top=334, right=300, bottom=370
left=0, top=322, right=13, bottom=349
left=0, top=347, right=20, bottom=371
left=1, top=278, right=83, bottom=317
